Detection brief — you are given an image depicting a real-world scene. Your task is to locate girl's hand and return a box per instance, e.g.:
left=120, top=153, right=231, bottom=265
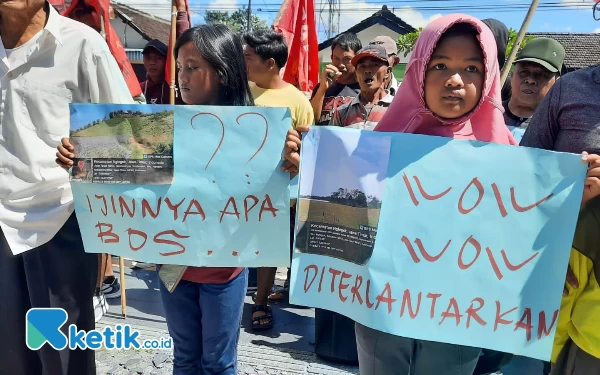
left=56, top=137, right=75, bottom=170
left=581, top=152, right=600, bottom=209
left=282, top=125, right=309, bottom=169
left=281, top=161, right=298, bottom=176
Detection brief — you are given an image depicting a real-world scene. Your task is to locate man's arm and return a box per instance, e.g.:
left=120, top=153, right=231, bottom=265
left=310, top=65, right=341, bottom=123
left=519, top=79, right=562, bottom=150
left=310, top=82, right=326, bottom=124
left=86, top=48, right=135, bottom=104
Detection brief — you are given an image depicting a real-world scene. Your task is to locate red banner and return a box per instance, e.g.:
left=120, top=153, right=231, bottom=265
left=49, top=0, right=67, bottom=14
left=273, top=0, right=319, bottom=95
left=64, top=0, right=142, bottom=98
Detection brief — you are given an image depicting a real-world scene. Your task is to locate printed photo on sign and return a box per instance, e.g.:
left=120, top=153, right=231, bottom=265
left=296, top=129, right=391, bottom=265
left=70, top=104, right=174, bottom=185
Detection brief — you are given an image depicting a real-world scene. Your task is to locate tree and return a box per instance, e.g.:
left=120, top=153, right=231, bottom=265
left=506, top=28, right=535, bottom=60
left=396, top=27, right=534, bottom=59
left=397, top=28, right=422, bottom=58
left=204, top=6, right=268, bottom=33
left=367, top=195, right=382, bottom=209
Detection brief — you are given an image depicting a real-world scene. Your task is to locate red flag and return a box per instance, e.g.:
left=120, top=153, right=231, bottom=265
left=49, top=0, right=67, bottom=14
left=273, top=0, right=319, bottom=95
left=64, top=0, right=142, bottom=98
left=165, top=0, right=192, bottom=103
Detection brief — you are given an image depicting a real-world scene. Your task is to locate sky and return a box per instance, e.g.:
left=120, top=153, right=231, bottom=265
left=298, top=129, right=390, bottom=199
left=70, top=104, right=170, bottom=131
left=118, top=0, right=600, bottom=42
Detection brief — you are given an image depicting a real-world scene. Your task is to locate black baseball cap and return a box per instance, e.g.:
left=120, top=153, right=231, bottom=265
left=351, top=45, right=389, bottom=66
left=143, top=39, right=168, bottom=57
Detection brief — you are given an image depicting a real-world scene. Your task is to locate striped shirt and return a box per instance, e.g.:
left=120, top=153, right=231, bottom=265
left=330, top=92, right=394, bottom=130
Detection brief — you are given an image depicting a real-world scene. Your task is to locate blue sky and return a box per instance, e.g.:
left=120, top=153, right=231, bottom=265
left=122, top=0, right=600, bottom=41
left=70, top=104, right=171, bottom=131
left=298, top=129, right=390, bottom=199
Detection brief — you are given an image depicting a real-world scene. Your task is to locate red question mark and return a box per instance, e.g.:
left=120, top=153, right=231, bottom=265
left=190, top=112, right=225, bottom=170
left=235, top=112, right=269, bottom=165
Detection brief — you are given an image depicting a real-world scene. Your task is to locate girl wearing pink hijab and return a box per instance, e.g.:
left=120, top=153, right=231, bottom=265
left=373, top=14, right=516, bottom=144
left=283, top=14, right=515, bottom=374
left=283, top=13, right=600, bottom=375
left=357, top=15, right=516, bottom=375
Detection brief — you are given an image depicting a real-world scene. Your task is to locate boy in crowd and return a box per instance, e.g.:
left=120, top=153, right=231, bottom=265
left=243, top=29, right=314, bottom=330
left=140, top=0, right=190, bottom=104
left=311, top=32, right=362, bottom=125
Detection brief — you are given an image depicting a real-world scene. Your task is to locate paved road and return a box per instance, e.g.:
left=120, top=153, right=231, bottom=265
left=96, top=265, right=358, bottom=374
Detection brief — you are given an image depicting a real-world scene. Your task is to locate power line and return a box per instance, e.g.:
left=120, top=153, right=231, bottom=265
left=122, top=1, right=593, bottom=24
left=134, top=2, right=591, bottom=10
left=124, top=0, right=590, bottom=10
left=122, top=0, right=589, bottom=6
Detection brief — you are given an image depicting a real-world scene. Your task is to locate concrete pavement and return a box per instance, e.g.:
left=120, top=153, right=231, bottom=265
left=95, top=262, right=545, bottom=375
left=95, top=264, right=359, bottom=374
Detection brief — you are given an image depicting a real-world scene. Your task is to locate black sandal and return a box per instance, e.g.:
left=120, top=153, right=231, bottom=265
left=251, top=305, right=273, bottom=331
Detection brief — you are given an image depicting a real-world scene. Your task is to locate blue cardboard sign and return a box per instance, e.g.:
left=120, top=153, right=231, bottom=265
left=71, top=104, right=291, bottom=267
left=290, top=126, right=585, bottom=360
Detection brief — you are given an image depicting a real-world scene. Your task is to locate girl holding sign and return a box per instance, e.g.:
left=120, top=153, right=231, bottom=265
left=57, top=24, right=253, bottom=375
left=285, top=14, right=515, bottom=374
left=356, top=16, right=513, bottom=374
left=284, top=13, right=596, bottom=375
left=151, top=25, right=252, bottom=375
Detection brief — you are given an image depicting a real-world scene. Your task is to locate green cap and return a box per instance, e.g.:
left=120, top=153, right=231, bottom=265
left=514, top=37, right=565, bottom=74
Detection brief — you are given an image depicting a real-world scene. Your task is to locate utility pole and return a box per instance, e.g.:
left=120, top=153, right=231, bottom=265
left=247, top=0, right=252, bottom=32
left=500, top=0, right=540, bottom=85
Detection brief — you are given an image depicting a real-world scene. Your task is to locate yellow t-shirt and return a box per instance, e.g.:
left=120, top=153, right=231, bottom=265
left=249, top=82, right=313, bottom=208
left=552, top=249, right=600, bottom=362
left=249, top=82, right=315, bottom=128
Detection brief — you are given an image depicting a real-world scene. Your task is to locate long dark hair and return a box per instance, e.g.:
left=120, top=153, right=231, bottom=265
left=174, top=25, right=254, bottom=106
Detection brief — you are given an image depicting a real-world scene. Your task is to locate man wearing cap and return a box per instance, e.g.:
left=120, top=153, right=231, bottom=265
left=330, top=45, right=393, bottom=129
left=503, top=37, right=565, bottom=142
left=140, top=0, right=190, bottom=105
left=369, top=35, right=401, bottom=95
left=141, top=39, right=170, bottom=104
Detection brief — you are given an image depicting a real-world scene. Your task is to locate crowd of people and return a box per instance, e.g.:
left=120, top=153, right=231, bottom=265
left=1, top=0, right=599, bottom=374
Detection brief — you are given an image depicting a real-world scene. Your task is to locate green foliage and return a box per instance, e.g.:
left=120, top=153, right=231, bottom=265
left=395, top=27, right=535, bottom=59
left=396, top=28, right=422, bottom=58
left=507, top=28, right=535, bottom=58
left=204, top=6, right=268, bottom=33
left=71, top=111, right=174, bottom=157
left=154, top=142, right=173, bottom=155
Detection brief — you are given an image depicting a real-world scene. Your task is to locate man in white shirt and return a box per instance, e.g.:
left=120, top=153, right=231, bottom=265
left=0, top=1, right=133, bottom=373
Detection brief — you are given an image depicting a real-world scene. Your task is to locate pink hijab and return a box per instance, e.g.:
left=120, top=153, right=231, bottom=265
left=375, top=14, right=517, bottom=145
